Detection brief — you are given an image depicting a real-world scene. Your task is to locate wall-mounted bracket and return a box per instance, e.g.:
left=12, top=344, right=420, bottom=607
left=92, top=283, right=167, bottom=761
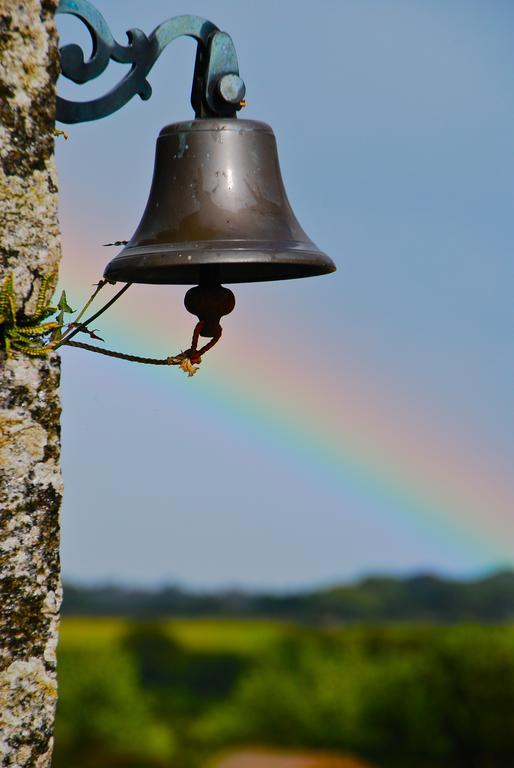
left=56, top=0, right=246, bottom=123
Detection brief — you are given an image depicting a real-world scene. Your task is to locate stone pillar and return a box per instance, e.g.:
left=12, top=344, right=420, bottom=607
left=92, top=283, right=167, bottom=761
left=0, top=1, right=62, bottom=765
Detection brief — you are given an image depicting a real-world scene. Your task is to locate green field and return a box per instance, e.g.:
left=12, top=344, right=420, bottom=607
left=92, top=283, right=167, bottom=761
left=55, top=618, right=514, bottom=768
left=60, top=617, right=291, bottom=654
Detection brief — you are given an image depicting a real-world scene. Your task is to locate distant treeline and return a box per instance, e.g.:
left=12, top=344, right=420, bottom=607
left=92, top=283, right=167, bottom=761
left=62, top=570, right=514, bottom=621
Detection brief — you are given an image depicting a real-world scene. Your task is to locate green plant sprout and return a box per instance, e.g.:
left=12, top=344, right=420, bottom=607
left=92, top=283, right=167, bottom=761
left=0, top=272, right=74, bottom=357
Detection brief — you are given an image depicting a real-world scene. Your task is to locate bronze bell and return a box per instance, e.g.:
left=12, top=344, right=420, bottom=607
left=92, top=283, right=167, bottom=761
left=103, top=118, right=336, bottom=285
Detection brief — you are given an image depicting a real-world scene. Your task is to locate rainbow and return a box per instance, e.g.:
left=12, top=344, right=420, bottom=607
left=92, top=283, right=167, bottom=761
left=58, top=236, right=514, bottom=566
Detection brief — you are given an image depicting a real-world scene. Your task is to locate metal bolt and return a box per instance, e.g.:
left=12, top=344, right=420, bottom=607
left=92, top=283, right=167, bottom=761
left=217, top=74, right=246, bottom=106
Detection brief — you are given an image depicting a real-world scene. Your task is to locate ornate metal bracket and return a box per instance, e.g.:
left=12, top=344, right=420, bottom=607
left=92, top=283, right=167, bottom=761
left=56, top=0, right=246, bottom=124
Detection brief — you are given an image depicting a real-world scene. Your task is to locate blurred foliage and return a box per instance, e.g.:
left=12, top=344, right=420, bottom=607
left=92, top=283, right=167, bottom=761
left=55, top=618, right=514, bottom=768
left=62, top=571, right=514, bottom=621
left=122, top=622, right=247, bottom=713
left=53, top=647, right=175, bottom=768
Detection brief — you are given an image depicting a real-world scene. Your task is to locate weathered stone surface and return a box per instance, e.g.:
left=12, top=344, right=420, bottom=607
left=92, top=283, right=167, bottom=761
left=0, top=1, right=62, bottom=765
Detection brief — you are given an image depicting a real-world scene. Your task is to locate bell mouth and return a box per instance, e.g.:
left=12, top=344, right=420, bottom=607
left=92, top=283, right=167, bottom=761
left=104, top=240, right=336, bottom=285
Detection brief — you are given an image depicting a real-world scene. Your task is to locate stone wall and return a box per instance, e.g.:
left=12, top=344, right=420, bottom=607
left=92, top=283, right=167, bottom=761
left=0, top=2, right=62, bottom=765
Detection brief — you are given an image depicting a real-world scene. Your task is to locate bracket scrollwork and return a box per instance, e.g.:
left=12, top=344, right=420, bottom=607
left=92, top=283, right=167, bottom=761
left=56, top=0, right=245, bottom=124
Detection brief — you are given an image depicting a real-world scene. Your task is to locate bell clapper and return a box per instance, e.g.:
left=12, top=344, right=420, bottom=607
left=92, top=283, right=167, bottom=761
left=183, top=283, right=235, bottom=364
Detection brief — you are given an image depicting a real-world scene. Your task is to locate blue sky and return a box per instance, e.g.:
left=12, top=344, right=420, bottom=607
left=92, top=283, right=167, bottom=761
left=55, top=0, right=514, bottom=589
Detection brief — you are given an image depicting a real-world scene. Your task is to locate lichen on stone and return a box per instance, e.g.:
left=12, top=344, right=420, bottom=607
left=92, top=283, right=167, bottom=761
left=1, top=1, right=62, bottom=766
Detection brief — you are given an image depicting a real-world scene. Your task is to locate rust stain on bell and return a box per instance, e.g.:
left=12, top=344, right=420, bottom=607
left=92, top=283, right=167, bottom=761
left=103, top=118, right=336, bottom=285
